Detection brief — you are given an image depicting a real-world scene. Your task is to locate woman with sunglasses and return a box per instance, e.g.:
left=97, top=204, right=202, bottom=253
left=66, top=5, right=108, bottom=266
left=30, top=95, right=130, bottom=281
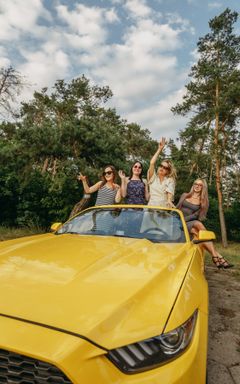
left=118, top=161, right=149, bottom=204
left=147, top=138, right=176, bottom=207
left=78, top=165, right=121, bottom=206
left=176, top=179, right=234, bottom=269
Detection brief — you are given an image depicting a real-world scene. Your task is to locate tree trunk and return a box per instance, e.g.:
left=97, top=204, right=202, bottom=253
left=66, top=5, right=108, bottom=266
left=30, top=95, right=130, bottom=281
left=52, top=158, right=57, bottom=177
left=214, top=80, right=228, bottom=247
left=42, top=157, right=49, bottom=174
left=215, top=157, right=228, bottom=247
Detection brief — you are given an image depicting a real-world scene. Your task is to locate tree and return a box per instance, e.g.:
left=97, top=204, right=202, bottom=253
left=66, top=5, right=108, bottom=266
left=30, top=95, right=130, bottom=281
left=0, top=75, right=157, bottom=227
left=172, top=8, right=240, bottom=247
left=0, top=66, right=26, bottom=118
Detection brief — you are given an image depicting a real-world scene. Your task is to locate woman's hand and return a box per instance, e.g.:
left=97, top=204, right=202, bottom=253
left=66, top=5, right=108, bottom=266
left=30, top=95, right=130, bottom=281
left=77, top=172, right=87, bottom=181
left=166, top=201, right=175, bottom=208
left=118, top=170, right=126, bottom=179
left=159, top=137, right=167, bottom=151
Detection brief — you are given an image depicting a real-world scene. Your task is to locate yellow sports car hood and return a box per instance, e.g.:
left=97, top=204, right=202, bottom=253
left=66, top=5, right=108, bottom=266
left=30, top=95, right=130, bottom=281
left=0, top=233, right=194, bottom=349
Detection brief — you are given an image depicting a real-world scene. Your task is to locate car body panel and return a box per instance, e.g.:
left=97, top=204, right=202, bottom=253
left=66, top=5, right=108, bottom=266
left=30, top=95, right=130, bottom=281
left=0, top=205, right=209, bottom=383
left=0, top=309, right=208, bottom=384
left=0, top=233, right=195, bottom=349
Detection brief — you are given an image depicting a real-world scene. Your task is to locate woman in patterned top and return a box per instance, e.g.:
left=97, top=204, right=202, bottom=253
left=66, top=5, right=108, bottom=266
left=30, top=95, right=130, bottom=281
left=147, top=137, right=176, bottom=207
left=118, top=161, right=149, bottom=204
left=78, top=165, right=121, bottom=206
left=177, top=179, right=234, bottom=269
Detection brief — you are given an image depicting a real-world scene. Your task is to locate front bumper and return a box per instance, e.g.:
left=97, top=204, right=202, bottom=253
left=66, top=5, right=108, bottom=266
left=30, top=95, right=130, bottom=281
left=0, top=310, right=207, bottom=384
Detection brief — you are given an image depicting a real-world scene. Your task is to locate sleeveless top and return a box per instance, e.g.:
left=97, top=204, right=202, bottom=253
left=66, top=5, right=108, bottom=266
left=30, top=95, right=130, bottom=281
left=180, top=200, right=200, bottom=221
left=95, top=184, right=118, bottom=206
left=126, top=179, right=145, bottom=204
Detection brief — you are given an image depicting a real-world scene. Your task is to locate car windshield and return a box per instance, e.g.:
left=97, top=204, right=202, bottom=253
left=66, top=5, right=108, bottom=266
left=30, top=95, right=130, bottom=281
left=56, top=207, right=186, bottom=243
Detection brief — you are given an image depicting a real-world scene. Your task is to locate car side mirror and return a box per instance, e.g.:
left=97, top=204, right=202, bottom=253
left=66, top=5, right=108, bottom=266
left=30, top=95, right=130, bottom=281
left=50, top=222, right=63, bottom=232
left=193, top=230, right=216, bottom=244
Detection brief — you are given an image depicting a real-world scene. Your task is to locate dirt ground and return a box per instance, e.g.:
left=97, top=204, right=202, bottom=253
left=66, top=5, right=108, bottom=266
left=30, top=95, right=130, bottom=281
left=206, top=265, right=240, bottom=384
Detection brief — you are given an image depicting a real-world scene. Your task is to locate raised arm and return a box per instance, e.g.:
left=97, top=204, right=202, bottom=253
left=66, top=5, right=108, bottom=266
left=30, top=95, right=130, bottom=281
left=147, top=137, right=166, bottom=181
left=118, top=170, right=128, bottom=198
left=115, top=185, right=122, bottom=203
left=77, top=173, right=102, bottom=194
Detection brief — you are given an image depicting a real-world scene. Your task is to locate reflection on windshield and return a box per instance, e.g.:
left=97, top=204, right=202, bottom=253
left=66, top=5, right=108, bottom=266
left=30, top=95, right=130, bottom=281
left=57, top=208, right=185, bottom=243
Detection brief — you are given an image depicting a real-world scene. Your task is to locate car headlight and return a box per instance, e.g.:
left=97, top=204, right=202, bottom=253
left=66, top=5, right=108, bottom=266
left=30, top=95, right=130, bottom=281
left=107, top=310, right=197, bottom=373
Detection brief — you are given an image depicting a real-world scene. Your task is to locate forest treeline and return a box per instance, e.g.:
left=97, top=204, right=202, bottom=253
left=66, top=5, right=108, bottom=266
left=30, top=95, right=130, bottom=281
left=0, top=8, right=239, bottom=243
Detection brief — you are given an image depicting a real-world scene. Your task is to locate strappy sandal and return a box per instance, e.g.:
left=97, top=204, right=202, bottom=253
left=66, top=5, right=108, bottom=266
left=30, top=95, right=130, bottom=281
left=212, top=256, right=221, bottom=268
left=217, top=256, right=234, bottom=269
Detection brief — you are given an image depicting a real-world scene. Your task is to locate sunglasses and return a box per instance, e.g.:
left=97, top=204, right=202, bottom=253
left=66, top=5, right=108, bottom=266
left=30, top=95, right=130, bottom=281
left=103, top=171, right=113, bottom=176
left=133, top=165, right=142, bottom=169
left=160, top=164, right=169, bottom=171
left=194, top=183, right=203, bottom=187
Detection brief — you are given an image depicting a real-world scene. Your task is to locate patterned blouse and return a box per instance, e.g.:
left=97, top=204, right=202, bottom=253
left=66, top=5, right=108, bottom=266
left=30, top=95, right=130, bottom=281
left=126, top=179, right=145, bottom=205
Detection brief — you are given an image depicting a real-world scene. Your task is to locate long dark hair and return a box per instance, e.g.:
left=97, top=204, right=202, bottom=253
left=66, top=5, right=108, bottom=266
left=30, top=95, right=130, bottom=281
left=129, top=161, right=143, bottom=181
left=100, top=165, right=117, bottom=189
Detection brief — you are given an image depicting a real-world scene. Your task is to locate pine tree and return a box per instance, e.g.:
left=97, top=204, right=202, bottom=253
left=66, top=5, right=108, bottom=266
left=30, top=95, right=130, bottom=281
left=172, top=8, right=240, bottom=246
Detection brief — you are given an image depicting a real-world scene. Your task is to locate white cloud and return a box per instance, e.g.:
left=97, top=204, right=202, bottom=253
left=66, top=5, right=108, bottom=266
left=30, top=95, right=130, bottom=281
left=208, top=2, right=222, bottom=9
left=88, top=13, right=186, bottom=117
left=0, top=0, right=51, bottom=41
left=124, top=0, right=153, bottom=19
left=18, top=45, right=70, bottom=88
left=123, top=19, right=181, bottom=52
left=0, top=0, right=196, bottom=139
left=0, top=47, right=11, bottom=67
left=56, top=3, right=118, bottom=48
left=166, top=12, right=195, bottom=35
left=125, top=89, right=189, bottom=139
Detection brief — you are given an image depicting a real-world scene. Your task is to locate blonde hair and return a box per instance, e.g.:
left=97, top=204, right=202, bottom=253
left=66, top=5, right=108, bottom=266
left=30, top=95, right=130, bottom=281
left=189, top=179, right=209, bottom=220
left=157, top=159, right=177, bottom=180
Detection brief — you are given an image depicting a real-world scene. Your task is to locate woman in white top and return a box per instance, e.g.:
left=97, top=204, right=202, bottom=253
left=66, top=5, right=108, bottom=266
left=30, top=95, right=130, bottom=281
left=147, top=138, right=176, bottom=207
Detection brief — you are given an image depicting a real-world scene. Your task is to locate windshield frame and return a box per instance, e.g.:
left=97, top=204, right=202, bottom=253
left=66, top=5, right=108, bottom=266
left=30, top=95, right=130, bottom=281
left=56, top=205, right=188, bottom=244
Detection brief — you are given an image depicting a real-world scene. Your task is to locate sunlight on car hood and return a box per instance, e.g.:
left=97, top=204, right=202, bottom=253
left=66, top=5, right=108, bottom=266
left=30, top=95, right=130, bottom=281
left=0, top=233, right=195, bottom=349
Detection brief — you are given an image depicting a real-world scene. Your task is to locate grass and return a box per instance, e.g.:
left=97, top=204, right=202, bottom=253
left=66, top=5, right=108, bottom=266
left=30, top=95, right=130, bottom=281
left=205, top=241, right=240, bottom=278
left=0, top=226, right=45, bottom=241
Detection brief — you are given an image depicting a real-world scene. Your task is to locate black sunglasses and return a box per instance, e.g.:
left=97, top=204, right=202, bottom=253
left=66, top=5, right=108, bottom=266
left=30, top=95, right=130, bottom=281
left=160, top=164, right=169, bottom=171
left=103, top=171, right=113, bottom=176
left=133, top=165, right=142, bottom=169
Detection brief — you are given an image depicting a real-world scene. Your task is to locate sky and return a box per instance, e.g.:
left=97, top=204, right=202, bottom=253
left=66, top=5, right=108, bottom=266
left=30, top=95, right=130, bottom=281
left=0, top=0, right=239, bottom=140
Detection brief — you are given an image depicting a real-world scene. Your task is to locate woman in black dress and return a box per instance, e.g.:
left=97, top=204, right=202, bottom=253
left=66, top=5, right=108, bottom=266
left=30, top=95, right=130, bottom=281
left=177, top=179, right=233, bottom=269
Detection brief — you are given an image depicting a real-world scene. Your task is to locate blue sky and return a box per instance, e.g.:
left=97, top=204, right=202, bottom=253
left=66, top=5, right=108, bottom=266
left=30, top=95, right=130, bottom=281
left=0, top=0, right=239, bottom=139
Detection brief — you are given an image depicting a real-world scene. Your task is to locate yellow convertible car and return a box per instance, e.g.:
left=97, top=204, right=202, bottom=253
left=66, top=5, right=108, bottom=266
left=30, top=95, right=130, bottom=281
left=0, top=205, right=215, bottom=383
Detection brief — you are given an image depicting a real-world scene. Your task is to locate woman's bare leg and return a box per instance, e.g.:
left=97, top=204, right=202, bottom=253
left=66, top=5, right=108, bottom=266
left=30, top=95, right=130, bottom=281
left=190, top=222, right=233, bottom=268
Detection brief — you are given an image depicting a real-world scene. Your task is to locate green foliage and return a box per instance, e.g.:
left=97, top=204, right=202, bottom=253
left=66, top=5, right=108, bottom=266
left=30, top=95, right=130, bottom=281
left=0, top=60, right=239, bottom=240
left=0, top=75, right=156, bottom=229
left=171, top=8, right=240, bottom=245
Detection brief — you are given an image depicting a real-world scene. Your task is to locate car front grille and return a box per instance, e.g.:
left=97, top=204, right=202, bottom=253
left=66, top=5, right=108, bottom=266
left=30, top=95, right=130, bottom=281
left=0, top=348, right=72, bottom=383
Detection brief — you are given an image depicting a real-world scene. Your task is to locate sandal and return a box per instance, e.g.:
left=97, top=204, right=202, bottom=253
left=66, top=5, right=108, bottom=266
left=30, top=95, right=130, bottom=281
left=217, top=256, right=234, bottom=269
left=212, top=256, right=221, bottom=268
